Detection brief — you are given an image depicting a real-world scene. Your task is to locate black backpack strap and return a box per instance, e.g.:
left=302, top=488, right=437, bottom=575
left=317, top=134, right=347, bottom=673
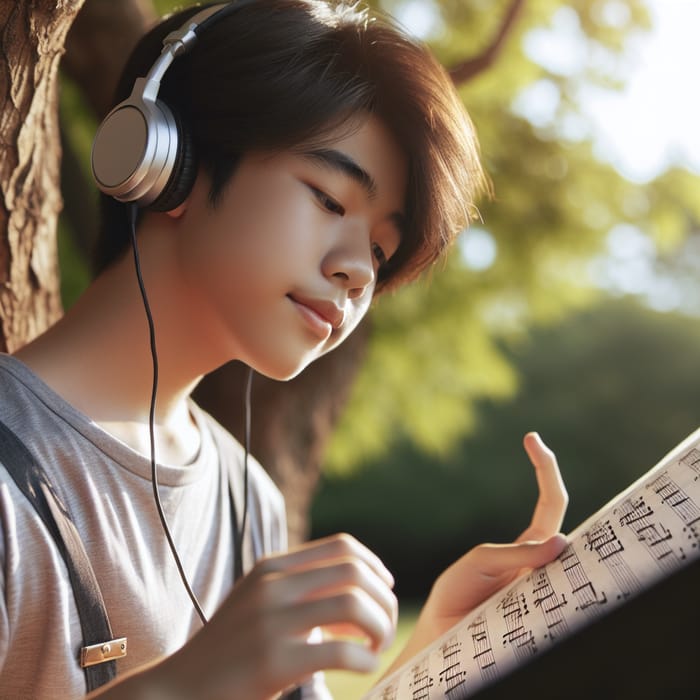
left=0, top=419, right=126, bottom=692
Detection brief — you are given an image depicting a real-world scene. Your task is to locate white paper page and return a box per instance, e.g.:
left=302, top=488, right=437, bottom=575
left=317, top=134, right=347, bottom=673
left=363, top=427, right=700, bottom=700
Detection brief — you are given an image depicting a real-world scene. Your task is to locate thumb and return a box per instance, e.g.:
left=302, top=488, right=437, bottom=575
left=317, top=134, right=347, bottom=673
left=468, top=533, right=568, bottom=579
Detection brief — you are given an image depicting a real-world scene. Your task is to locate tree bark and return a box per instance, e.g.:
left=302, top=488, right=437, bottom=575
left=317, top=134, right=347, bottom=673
left=0, top=1, right=84, bottom=351
left=59, top=0, right=157, bottom=261
left=448, top=0, right=525, bottom=84
left=61, top=0, right=157, bottom=119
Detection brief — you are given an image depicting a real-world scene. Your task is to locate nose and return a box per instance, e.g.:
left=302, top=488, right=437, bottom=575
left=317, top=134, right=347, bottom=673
left=321, top=226, right=375, bottom=298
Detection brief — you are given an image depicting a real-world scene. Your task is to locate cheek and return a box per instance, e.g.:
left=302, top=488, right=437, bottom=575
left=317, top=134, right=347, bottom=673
left=174, top=213, right=252, bottom=318
left=324, top=294, right=373, bottom=353
left=219, top=191, right=321, bottom=264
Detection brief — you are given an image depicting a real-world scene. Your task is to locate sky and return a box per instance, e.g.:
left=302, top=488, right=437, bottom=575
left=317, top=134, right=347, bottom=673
left=575, top=0, right=700, bottom=314
left=397, top=0, right=700, bottom=311
left=581, top=0, right=700, bottom=182
left=398, top=0, right=700, bottom=183
left=512, top=0, right=700, bottom=182
left=459, top=0, right=700, bottom=314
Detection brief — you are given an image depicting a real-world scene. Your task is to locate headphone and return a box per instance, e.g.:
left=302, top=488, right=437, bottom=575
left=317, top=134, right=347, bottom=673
left=91, top=2, right=237, bottom=212
left=90, top=1, right=256, bottom=622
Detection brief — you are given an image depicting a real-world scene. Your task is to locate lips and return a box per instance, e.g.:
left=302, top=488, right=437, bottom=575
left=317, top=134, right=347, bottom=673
left=287, top=294, right=345, bottom=338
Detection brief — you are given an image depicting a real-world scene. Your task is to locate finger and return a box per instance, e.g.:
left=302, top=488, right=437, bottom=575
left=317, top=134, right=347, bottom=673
left=520, top=432, right=568, bottom=540
left=429, top=535, right=569, bottom=622
left=256, top=533, right=395, bottom=589
left=282, top=637, right=380, bottom=678
left=265, top=558, right=398, bottom=629
left=260, top=639, right=380, bottom=700
left=280, top=588, right=395, bottom=653
left=468, top=534, right=568, bottom=579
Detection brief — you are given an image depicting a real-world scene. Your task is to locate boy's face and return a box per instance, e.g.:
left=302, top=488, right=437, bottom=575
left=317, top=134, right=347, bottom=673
left=174, top=114, right=407, bottom=380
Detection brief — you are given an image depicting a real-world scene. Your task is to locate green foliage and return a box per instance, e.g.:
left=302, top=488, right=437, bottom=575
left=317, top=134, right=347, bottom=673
left=312, top=298, right=700, bottom=598
left=322, top=0, right=700, bottom=473
left=58, top=75, right=95, bottom=307
left=57, top=218, right=90, bottom=309
left=60, top=76, right=97, bottom=172
left=57, top=0, right=700, bottom=478
left=152, top=0, right=191, bottom=14
left=325, top=263, right=521, bottom=470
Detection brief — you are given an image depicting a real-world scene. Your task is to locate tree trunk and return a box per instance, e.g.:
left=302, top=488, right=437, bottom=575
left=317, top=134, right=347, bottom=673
left=62, top=0, right=157, bottom=119
left=0, top=1, right=84, bottom=351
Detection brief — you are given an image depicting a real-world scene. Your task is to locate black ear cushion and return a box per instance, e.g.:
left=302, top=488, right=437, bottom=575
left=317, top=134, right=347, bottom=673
left=149, top=107, right=198, bottom=212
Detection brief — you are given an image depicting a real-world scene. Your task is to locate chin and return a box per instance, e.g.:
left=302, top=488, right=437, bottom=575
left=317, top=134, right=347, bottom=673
left=245, top=336, right=344, bottom=381
left=252, top=354, right=318, bottom=382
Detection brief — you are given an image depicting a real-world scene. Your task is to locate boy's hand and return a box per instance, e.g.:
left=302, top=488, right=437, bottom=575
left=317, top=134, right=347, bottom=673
left=152, top=533, right=398, bottom=699
left=383, top=432, right=568, bottom=675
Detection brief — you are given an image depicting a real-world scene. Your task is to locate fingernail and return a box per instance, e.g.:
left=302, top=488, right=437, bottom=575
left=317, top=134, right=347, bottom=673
left=550, top=533, right=568, bottom=550
left=381, top=627, right=396, bottom=652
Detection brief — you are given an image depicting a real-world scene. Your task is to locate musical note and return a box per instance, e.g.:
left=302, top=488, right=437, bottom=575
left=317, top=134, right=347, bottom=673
left=680, top=448, right=700, bottom=480
left=409, top=661, right=434, bottom=700
left=617, top=495, right=654, bottom=527
left=363, top=427, right=700, bottom=700
left=379, top=684, right=399, bottom=700
left=438, top=637, right=466, bottom=697
left=651, top=472, right=700, bottom=527
left=530, top=568, right=568, bottom=641
left=584, top=519, right=640, bottom=599
left=497, top=590, right=537, bottom=659
left=559, top=544, right=608, bottom=617
left=616, top=496, right=682, bottom=573
left=468, top=615, right=498, bottom=683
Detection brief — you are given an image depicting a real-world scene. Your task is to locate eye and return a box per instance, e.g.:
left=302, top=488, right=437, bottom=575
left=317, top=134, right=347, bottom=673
left=372, top=242, right=387, bottom=268
left=308, top=185, right=345, bottom=216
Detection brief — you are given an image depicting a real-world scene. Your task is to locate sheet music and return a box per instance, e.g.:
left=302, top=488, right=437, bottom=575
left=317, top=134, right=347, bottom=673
left=363, top=427, right=700, bottom=700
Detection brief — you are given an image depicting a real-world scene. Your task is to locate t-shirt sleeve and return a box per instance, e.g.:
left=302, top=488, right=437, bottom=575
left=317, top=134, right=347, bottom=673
left=0, top=484, right=8, bottom=674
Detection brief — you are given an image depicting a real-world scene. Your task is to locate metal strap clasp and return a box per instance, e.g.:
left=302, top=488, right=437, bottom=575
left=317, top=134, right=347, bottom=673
left=80, top=638, right=128, bottom=668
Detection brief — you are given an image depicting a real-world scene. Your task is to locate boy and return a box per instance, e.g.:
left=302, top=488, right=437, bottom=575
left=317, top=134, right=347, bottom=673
left=0, top=1, right=568, bottom=697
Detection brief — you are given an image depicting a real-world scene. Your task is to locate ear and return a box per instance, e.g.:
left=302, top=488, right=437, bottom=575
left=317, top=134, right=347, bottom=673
left=165, top=200, right=188, bottom=219
left=164, top=166, right=205, bottom=219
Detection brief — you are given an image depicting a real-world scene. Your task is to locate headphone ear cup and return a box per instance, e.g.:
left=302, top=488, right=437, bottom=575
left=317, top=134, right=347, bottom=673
left=91, top=88, right=183, bottom=208
left=148, top=109, right=197, bottom=212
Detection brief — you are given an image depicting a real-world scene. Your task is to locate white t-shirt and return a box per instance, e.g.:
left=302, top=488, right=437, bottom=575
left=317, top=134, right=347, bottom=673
left=0, top=354, right=328, bottom=699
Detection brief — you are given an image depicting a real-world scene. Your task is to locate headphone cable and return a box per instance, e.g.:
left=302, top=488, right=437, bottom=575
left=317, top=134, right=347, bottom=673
left=127, top=205, right=253, bottom=623
left=127, top=203, right=246, bottom=625
left=239, top=366, right=253, bottom=574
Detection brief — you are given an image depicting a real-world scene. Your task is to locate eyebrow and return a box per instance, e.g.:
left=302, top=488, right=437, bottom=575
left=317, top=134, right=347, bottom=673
left=301, top=148, right=378, bottom=199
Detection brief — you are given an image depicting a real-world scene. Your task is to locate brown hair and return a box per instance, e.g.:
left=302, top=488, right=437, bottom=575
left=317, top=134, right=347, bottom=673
left=94, top=0, right=489, bottom=292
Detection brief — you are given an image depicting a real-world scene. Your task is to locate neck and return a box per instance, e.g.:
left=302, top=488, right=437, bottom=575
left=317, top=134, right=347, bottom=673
left=15, top=221, right=230, bottom=430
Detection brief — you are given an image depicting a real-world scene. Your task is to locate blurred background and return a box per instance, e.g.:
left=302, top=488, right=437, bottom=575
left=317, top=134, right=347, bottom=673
left=56, top=0, right=700, bottom=697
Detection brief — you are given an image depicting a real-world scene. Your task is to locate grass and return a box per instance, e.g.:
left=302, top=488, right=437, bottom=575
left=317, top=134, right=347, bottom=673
left=322, top=603, right=421, bottom=700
